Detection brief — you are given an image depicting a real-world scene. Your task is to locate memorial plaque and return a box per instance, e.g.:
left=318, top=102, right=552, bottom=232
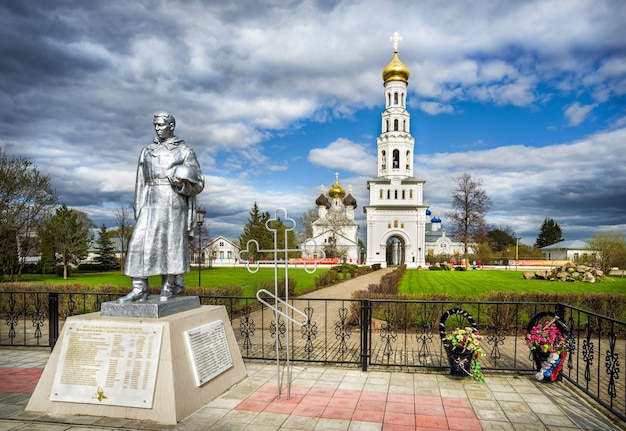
left=50, top=321, right=163, bottom=408
left=184, top=320, right=233, bottom=386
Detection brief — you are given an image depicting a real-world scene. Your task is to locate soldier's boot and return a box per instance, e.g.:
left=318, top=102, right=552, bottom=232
left=118, top=278, right=149, bottom=303
left=160, top=274, right=184, bottom=301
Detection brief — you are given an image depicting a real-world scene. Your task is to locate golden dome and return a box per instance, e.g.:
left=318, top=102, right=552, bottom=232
left=382, top=50, right=410, bottom=83
left=328, top=178, right=345, bottom=199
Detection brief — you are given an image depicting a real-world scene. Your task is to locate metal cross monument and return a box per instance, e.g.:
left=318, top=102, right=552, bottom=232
left=238, top=207, right=325, bottom=399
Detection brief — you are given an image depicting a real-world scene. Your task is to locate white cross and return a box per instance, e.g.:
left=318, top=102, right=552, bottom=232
left=390, top=32, right=403, bottom=51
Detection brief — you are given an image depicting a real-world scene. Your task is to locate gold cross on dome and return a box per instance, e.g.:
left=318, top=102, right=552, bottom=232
left=389, top=32, right=403, bottom=51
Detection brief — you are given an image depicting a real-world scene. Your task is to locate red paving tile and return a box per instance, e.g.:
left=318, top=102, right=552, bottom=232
left=384, top=411, right=416, bottom=427
left=356, top=399, right=383, bottom=411
left=292, top=403, right=326, bottom=417
left=383, top=424, right=418, bottom=431
left=386, top=401, right=415, bottom=414
left=415, top=403, right=445, bottom=416
left=333, top=389, right=362, bottom=398
left=232, top=385, right=483, bottom=428
left=329, top=396, right=358, bottom=409
left=301, top=394, right=331, bottom=406
left=387, top=393, right=415, bottom=404
left=414, top=414, right=449, bottom=429
left=0, top=368, right=42, bottom=394
left=360, top=390, right=387, bottom=401
left=415, top=394, right=443, bottom=406
left=307, top=387, right=335, bottom=397
left=322, top=405, right=354, bottom=420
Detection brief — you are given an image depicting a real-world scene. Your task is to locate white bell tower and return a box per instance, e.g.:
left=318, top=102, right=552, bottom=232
left=364, top=33, right=427, bottom=268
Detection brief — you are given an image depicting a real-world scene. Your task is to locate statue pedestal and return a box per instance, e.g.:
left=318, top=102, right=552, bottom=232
left=26, top=305, right=247, bottom=425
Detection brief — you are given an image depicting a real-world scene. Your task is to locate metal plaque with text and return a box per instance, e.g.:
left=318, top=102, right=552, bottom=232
left=50, top=321, right=163, bottom=408
left=184, top=320, right=233, bottom=386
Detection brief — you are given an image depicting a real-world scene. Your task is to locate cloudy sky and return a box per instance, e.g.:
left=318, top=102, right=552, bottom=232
left=1, top=0, right=625, bottom=247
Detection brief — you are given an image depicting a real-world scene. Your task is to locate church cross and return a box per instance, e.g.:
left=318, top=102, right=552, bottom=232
left=389, top=32, right=403, bottom=51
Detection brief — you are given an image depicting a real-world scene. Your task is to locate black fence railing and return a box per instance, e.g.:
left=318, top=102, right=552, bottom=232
left=1, top=291, right=624, bottom=421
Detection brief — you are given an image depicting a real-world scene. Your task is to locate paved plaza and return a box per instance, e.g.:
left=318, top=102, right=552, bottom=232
left=0, top=269, right=624, bottom=430
left=0, top=348, right=624, bottom=431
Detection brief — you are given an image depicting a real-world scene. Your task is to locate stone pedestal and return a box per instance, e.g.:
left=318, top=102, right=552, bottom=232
left=26, top=305, right=247, bottom=425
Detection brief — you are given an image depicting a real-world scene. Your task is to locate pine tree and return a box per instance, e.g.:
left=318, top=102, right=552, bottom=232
left=535, top=218, right=564, bottom=248
left=94, top=224, right=118, bottom=270
left=238, top=202, right=272, bottom=260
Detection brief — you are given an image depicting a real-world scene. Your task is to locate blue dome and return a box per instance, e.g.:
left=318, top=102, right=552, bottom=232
left=431, top=217, right=441, bottom=223
left=426, top=208, right=432, bottom=216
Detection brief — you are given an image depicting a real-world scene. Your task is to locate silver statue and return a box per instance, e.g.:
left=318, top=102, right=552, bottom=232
left=119, top=111, right=204, bottom=303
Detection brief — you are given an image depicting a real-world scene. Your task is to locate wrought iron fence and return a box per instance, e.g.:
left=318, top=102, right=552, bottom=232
left=1, top=291, right=624, bottom=421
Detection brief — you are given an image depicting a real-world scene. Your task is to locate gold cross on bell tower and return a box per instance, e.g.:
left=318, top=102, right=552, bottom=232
left=389, top=32, right=403, bottom=52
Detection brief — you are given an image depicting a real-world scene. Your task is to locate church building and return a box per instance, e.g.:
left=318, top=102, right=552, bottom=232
left=306, top=174, right=361, bottom=263
left=364, top=34, right=427, bottom=268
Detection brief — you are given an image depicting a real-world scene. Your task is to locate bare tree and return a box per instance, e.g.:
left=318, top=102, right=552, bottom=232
left=114, top=205, right=134, bottom=274
left=315, top=209, right=350, bottom=260
left=587, top=230, right=626, bottom=273
left=297, top=208, right=317, bottom=242
left=0, top=149, right=57, bottom=280
left=448, top=173, right=491, bottom=267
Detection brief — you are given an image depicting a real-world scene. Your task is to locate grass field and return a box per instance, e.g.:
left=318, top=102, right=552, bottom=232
left=12, top=266, right=329, bottom=296
left=399, top=269, right=626, bottom=296
left=10, top=266, right=626, bottom=298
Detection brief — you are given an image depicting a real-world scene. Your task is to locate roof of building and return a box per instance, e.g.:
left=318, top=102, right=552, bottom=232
left=540, top=240, right=589, bottom=250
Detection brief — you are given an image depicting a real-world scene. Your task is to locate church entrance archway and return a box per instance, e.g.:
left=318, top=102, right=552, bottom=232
left=386, top=236, right=405, bottom=266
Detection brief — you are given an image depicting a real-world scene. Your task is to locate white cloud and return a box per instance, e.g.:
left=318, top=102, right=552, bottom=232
left=564, top=102, right=596, bottom=126
left=308, top=138, right=376, bottom=176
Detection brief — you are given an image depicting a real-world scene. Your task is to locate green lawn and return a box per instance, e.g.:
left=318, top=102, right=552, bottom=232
left=13, top=266, right=329, bottom=297
left=399, top=269, right=626, bottom=296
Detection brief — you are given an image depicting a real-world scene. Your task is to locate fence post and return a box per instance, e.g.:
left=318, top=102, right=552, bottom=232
left=360, top=299, right=370, bottom=371
left=49, top=292, right=59, bottom=350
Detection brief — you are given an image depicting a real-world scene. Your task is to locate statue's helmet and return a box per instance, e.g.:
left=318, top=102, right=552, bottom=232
left=175, top=165, right=197, bottom=183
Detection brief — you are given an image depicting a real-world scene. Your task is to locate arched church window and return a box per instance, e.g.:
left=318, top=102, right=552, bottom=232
left=394, top=219, right=399, bottom=228
left=381, top=150, right=386, bottom=170
left=393, top=119, right=399, bottom=131
left=394, top=92, right=398, bottom=105
left=387, top=93, right=391, bottom=106
left=392, top=149, right=399, bottom=168
left=409, top=190, right=413, bottom=199
left=402, top=92, right=405, bottom=106
left=387, top=190, right=390, bottom=199
left=403, top=120, right=407, bottom=132
left=394, top=190, right=398, bottom=199
left=406, top=150, right=410, bottom=169
left=402, top=190, right=405, bottom=199
left=387, top=223, right=391, bottom=228
left=401, top=223, right=404, bottom=228
left=379, top=189, right=383, bottom=199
